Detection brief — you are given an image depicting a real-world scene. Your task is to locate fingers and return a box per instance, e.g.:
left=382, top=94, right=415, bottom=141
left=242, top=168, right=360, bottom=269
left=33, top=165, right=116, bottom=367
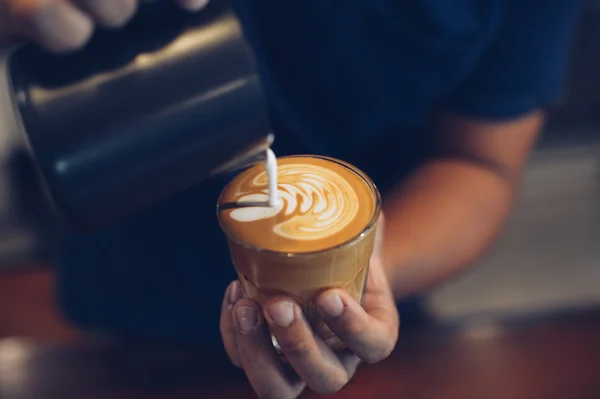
left=232, top=298, right=305, bottom=399
left=4, top=0, right=208, bottom=53
left=75, top=0, right=138, bottom=29
left=316, top=262, right=399, bottom=364
left=220, top=281, right=242, bottom=368
left=263, top=298, right=352, bottom=396
left=175, top=0, right=209, bottom=11
left=8, top=0, right=94, bottom=52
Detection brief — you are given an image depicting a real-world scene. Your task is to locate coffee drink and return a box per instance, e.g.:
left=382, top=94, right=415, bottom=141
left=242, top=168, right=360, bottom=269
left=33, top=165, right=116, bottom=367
left=218, top=155, right=381, bottom=348
left=219, top=156, right=376, bottom=252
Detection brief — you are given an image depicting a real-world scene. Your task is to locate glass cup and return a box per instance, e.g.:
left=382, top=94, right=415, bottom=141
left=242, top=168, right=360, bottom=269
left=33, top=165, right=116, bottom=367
left=217, top=155, right=382, bottom=349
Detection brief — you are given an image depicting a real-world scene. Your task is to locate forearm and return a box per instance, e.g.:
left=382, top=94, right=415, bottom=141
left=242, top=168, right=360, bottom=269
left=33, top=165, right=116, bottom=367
left=381, top=158, right=516, bottom=299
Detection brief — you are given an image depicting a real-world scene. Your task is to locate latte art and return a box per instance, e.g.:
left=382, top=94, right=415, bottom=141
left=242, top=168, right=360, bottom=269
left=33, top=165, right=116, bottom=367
left=218, top=156, right=377, bottom=253
left=229, top=164, right=359, bottom=240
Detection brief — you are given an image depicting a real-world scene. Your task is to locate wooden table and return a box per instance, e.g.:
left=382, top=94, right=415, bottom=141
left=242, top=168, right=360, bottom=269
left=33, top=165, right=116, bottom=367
left=1, top=310, right=600, bottom=399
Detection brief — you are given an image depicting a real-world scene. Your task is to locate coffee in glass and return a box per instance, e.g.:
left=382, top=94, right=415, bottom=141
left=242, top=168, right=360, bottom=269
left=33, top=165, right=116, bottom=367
left=217, top=155, right=381, bottom=349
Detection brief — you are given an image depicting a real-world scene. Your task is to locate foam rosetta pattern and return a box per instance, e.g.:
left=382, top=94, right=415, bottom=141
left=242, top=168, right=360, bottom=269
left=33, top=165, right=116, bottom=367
left=229, top=163, right=359, bottom=241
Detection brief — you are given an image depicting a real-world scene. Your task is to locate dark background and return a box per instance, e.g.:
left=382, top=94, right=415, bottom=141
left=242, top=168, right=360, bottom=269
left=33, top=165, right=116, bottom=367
left=2, top=1, right=600, bottom=398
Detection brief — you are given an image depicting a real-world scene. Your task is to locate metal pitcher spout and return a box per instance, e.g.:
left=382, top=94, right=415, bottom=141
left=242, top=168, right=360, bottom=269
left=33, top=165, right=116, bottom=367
left=210, top=133, right=275, bottom=177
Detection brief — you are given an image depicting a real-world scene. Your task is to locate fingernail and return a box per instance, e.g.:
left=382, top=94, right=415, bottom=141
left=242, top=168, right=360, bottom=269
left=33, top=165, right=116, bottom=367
left=317, top=291, right=344, bottom=318
left=33, top=2, right=93, bottom=52
left=267, top=301, right=295, bottom=328
left=235, top=306, right=258, bottom=334
left=178, top=0, right=210, bottom=11
left=228, top=281, right=242, bottom=304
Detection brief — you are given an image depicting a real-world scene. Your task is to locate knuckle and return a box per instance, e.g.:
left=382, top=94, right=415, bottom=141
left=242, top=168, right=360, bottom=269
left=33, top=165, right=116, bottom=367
left=340, top=317, right=368, bottom=338
left=363, top=342, right=395, bottom=364
left=177, top=0, right=210, bottom=12
left=77, top=0, right=137, bottom=29
left=99, top=13, right=128, bottom=29
left=39, top=36, right=87, bottom=54
left=381, top=341, right=395, bottom=358
left=118, top=0, right=138, bottom=21
left=101, top=0, right=137, bottom=28
left=54, top=31, right=90, bottom=52
left=278, top=338, right=312, bottom=358
left=362, top=354, right=382, bottom=365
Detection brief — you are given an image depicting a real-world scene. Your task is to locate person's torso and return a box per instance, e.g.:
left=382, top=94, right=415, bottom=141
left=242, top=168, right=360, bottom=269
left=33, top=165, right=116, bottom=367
left=59, top=0, right=502, bottom=341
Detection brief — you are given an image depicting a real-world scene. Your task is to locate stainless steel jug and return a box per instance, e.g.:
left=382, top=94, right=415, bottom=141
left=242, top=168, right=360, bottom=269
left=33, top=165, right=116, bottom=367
left=0, top=0, right=272, bottom=266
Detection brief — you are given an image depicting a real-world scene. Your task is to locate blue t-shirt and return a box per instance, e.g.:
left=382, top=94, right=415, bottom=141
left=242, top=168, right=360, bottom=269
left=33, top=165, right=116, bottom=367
left=59, top=0, right=581, bottom=342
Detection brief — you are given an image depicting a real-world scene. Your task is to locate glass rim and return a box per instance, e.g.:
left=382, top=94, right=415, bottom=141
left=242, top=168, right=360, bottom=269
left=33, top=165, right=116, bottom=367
left=216, top=154, right=382, bottom=257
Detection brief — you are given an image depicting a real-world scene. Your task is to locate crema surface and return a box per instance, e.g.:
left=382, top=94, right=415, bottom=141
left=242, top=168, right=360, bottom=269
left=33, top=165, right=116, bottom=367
left=218, top=156, right=376, bottom=253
